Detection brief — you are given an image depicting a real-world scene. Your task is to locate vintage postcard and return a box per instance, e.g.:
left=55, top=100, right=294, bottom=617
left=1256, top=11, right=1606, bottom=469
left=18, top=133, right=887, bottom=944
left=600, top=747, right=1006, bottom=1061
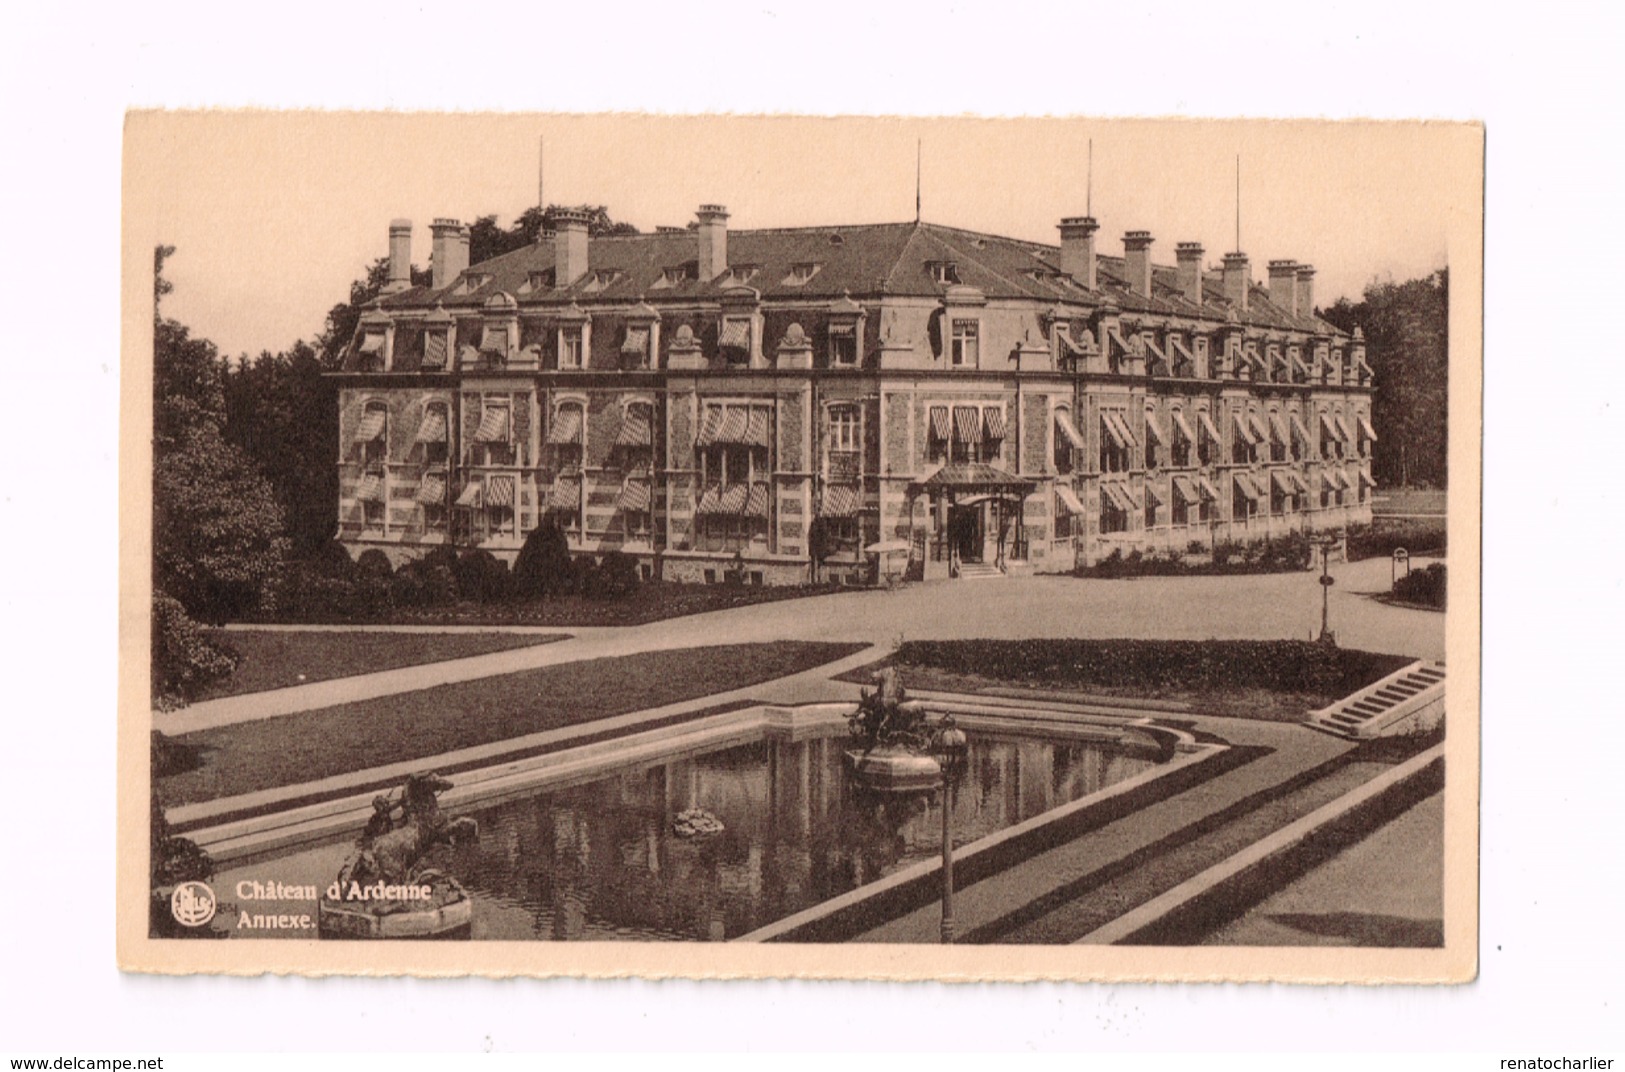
left=119, top=112, right=1482, bottom=981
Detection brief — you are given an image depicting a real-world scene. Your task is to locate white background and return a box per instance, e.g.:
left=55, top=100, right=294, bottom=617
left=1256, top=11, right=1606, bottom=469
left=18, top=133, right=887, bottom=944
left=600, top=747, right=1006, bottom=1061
left=2, top=0, right=1620, bottom=1054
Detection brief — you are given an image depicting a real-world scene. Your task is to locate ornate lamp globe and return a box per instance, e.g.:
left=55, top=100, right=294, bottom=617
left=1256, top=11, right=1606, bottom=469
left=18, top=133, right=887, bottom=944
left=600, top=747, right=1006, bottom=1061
left=933, top=717, right=969, bottom=774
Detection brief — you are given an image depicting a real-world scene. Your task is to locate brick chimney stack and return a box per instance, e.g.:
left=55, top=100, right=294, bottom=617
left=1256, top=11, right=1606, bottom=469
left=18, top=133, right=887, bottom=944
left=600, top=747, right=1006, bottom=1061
left=1268, top=259, right=1300, bottom=316
left=1175, top=241, right=1204, bottom=306
left=1222, top=252, right=1251, bottom=311
left=550, top=207, right=591, bottom=287
left=1123, top=231, right=1154, bottom=298
left=430, top=219, right=469, bottom=290
left=696, top=204, right=729, bottom=282
left=1058, top=216, right=1100, bottom=289
left=385, top=219, right=413, bottom=293
left=1295, top=265, right=1316, bottom=319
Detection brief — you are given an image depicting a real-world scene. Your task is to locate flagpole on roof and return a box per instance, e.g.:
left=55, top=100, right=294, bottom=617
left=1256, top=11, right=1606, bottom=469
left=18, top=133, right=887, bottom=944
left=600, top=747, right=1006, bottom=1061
left=1235, top=153, right=1241, bottom=252
left=1087, top=138, right=1093, bottom=217
left=915, top=138, right=922, bottom=223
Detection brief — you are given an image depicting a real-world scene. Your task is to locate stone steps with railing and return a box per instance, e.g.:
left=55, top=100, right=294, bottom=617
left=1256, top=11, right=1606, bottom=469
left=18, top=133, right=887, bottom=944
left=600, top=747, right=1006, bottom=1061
left=1305, top=660, right=1446, bottom=739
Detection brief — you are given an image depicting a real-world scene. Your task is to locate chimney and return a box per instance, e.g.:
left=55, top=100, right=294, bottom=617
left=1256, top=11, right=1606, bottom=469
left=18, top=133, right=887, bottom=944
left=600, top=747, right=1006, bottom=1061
left=696, top=204, right=729, bottom=281
left=385, top=219, right=413, bottom=292
left=1123, top=231, right=1154, bottom=298
left=1175, top=242, right=1204, bottom=306
left=1222, top=252, right=1251, bottom=310
left=430, top=218, right=467, bottom=290
left=549, top=207, right=591, bottom=287
left=1058, top=216, right=1099, bottom=289
left=1295, top=265, right=1316, bottom=319
left=1268, top=259, right=1300, bottom=316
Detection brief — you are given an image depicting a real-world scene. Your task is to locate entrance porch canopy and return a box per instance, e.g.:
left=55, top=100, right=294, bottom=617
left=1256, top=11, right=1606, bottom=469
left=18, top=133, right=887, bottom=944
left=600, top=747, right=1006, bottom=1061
left=917, top=463, right=1035, bottom=497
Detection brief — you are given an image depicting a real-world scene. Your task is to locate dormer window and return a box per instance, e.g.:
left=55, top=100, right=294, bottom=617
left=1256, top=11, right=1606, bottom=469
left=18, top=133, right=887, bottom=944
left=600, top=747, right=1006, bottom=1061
left=455, top=273, right=493, bottom=296
left=559, top=325, right=584, bottom=369
left=726, top=264, right=760, bottom=286
left=785, top=262, right=822, bottom=286
left=522, top=270, right=553, bottom=294
left=929, top=261, right=961, bottom=285
left=654, top=265, right=694, bottom=289
left=829, top=323, right=858, bottom=366
left=583, top=269, right=625, bottom=293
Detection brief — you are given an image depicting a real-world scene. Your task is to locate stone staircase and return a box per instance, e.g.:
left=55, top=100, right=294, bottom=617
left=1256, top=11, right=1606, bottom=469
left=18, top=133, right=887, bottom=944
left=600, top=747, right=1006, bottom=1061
left=956, top=561, right=1004, bottom=580
left=1305, top=660, right=1447, bottom=739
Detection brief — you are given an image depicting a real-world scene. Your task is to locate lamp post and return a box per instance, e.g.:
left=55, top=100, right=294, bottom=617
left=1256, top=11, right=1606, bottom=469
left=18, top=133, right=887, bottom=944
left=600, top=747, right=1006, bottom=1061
left=932, top=716, right=969, bottom=944
left=1311, top=533, right=1340, bottom=644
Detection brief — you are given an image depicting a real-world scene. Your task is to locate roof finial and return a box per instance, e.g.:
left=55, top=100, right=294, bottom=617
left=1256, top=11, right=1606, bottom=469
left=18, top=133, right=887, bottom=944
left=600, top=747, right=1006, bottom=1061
left=915, top=138, right=922, bottom=224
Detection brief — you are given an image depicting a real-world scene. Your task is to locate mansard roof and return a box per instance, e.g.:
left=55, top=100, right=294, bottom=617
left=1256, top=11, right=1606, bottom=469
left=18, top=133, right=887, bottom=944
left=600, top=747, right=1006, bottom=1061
left=379, top=219, right=1348, bottom=337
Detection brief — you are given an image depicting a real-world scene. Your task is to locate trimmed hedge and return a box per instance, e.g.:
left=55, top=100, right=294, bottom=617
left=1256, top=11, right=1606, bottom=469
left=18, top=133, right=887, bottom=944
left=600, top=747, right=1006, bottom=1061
left=1078, top=532, right=1312, bottom=579
left=1392, top=562, right=1446, bottom=609
left=152, top=591, right=240, bottom=702
left=892, top=639, right=1413, bottom=699
left=1347, top=520, right=1446, bottom=562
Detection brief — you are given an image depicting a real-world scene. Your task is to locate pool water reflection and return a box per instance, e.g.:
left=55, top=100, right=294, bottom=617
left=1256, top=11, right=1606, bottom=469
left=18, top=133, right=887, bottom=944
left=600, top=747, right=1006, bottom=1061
left=214, top=729, right=1158, bottom=941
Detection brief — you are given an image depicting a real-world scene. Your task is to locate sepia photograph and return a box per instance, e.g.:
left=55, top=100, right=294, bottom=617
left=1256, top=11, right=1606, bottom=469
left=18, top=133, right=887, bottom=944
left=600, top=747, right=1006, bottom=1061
left=119, top=112, right=1481, bottom=982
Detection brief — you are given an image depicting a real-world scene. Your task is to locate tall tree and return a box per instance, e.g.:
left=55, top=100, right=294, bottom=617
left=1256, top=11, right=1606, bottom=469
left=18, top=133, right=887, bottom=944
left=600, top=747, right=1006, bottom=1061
left=1320, top=269, right=1449, bottom=488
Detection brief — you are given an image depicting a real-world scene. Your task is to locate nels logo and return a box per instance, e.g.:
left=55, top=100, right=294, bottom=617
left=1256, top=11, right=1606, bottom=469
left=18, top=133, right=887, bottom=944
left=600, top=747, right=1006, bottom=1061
left=170, top=881, right=217, bottom=927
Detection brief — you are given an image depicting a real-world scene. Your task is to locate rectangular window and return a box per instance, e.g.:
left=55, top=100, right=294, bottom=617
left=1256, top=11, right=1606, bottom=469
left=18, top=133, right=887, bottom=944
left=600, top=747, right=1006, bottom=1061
left=830, top=325, right=858, bottom=366
left=560, top=327, right=583, bottom=369
left=950, top=320, right=979, bottom=366
left=829, top=406, right=859, bottom=452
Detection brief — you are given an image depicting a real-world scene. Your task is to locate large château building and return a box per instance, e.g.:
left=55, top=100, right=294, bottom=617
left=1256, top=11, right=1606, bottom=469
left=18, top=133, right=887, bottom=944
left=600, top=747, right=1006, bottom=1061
left=331, top=200, right=1375, bottom=584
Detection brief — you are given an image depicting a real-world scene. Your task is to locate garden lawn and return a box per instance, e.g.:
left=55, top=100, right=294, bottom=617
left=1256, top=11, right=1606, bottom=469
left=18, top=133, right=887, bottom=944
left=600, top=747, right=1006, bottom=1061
left=842, top=639, right=1414, bottom=723
left=159, top=641, right=864, bottom=805
left=195, top=630, right=567, bottom=701
left=1371, top=487, right=1447, bottom=517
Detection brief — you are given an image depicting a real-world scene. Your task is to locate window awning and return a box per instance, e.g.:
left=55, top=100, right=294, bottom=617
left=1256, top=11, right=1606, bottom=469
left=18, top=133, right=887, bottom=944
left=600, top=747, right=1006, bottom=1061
left=1319, top=412, right=1341, bottom=442
left=1102, top=481, right=1138, bottom=513
left=695, top=484, right=722, bottom=515
left=696, top=407, right=724, bottom=447
left=982, top=407, right=1007, bottom=440
left=414, top=409, right=447, bottom=443
left=1358, top=415, right=1378, bottom=443
left=1291, top=353, right=1311, bottom=379
left=821, top=483, right=860, bottom=518
left=358, top=333, right=384, bottom=355
left=952, top=406, right=981, bottom=444
left=1270, top=469, right=1297, bottom=495
left=929, top=406, right=950, bottom=442
left=354, top=410, right=386, bottom=442
left=1197, top=475, right=1221, bottom=502
left=1320, top=470, right=1346, bottom=492
left=1291, top=471, right=1313, bottom=495
left=1143, top=480, right=1166, bottom=506
left=1169, top=337, right=1196, bottom=372
left=1333, top=414, right=1355, bottom=445
left=1251, top=414, right=1272, bottom=445
left=616, top=479, right=650, bottom=514
left=455, top=481, right=483, bottom=508
left=1054, top=411, right=1086, bottom=450
left=1290, top=413, right=1313, bottom=449
left=1058, top=329, right=1092, bottom=357
left=1233, top=472, right=1263, bottom=502
left=1356, top=358, right=1374, bottom=380
left=721, top=483, right=751, bottom=515
left=485, top=475, right=515, bottom=508
left=354, top=473, right=384, bottom=502
left=1054, top=484, right=1085, bottom=515
left=719, top=319, right=751, bottom=349
left=1106, top=329, right=1134, bottom=360
left=545, top=475, right=580, bottom=513
left=616, top=407, right=652, bottom=447
left=416, top=472, right=446, bottom=505
left=1104, top=411, right=1138, bottom=450
left=546, top=408, right=583, bottom=445
left=1171, top=410, right=1197, bottom=447
left=1358, top=470, right=1377, bottom=489
left=1233, top=413, right=1259, bottom=445
left=1268, top=413, right=1291, bottom=447
left=1173, top=475, right=1200, bottom=504
left=422, top=333, right=447, bottom=369
left=743, top=408, right=771, bottom=448
left=473, top=407, right=510, bottom=443
left=479, top=326, right=509, bottom=355
left=744, top=482, right=771, bottom=519
left=1144, top=410, right=1166, bottom=446
left=622, top=326, right=650, bottom=355
left=1197, top=411, right=1222, bottom=447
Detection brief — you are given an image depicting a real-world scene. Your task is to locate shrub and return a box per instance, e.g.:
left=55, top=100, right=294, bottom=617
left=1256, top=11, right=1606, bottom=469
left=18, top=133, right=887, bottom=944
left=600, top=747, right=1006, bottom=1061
left=389, top=564, right=426, bottom=607
left=455, top=549, right=509, bottom=602
left=274, top=561, right=355, bottom=620
left=1187, top=540, right=1207, bottom=555
left=417, top=562, right=459, bottom=605
left=595, top=551, right=641, bottom=600
left=151, top=591, right=240, bottom=702
left=420, top=544, right=459, bottom=575
left=513, top=519, right=573, bottom=598
left=1347, top=520, right=1447, bottom=562
left=310, top=538, right=355, bottom=579
left=566, top=554, right=600, bottom=597
left=1393, top=562, right=1447, bottom=608
left=355, top=548, right=394, bottom=580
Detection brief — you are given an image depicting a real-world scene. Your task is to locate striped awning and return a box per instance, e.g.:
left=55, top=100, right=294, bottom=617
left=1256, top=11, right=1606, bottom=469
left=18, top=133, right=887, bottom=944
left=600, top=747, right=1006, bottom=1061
left=616, top=408, right=652, bottom=447
left=1334, top=414, right=1355, bottom=445
left=744, top=483, right=770, bottom=519
left=1233, top=472, right=1263, bottom=502
left=485, top=475, right=515, bottom=508
left=1358, top=415, right=1379, bottom=442
left=952, top=406, right=981, bottom=444
left=1171, top=410, right=1197, bottom=447
left=1320, top=412, right=1342, bottom=442
left=473, top=407, right=510, bottom=443
left=821, top=483, right=860, bottom=518
left=354, top=410, right=386, bottom=442
left=1143, top=480, right=1166, bottom=505
left=621, top=326, right=650, bottom=355
left=1358, top=470, right=1377, bottom=489
left=546, top=408, right=583, bottom=445
left=1233, top=413, right=1259, bottom=445
left=358, top=332, right=384, bottom=355
left=616, top=479, right=651, bottom=513
left=695, top=485, right=722, bottom=515
left=719, top=483, right=751, bottom=515
left=1054, top=484, right=1085, bottom=515
left=982, top=407, right=1007, bottom=440
left=1172, top=475, right=1200, bottom=504
left=1250, top=414, right=1271, bottom=445
left=1291, top=471, right=1313, bottom=495
left=1144, top=410, right=1166, bottom=446
left=1320, top=470, right=1346, bottom=492
left=743, top=408, right=771, bottom=448
left=1268, top=413, right=1291, bottom=447
left=1290, top=413, right=1314, bottom=449
left=416, top=472, right=446, bottom=505
left=422, top=333, right=447, bottom=368
left=1197, top=475, right=1221, bottom=502
left=1103, top=411, right=1138, bottom=450
left=455, top=481, right=482, bottom=508
left=545, top=475, right=580, bottom=513
left=1102, top=482, right=1138, bottom=513
left=415, top=409, right=447, bottom=443
left=1270, top=469, right=1297, bottom=495
left=1054, top=411, right=1086, bottom=450
left=719, top=318, right=751, bottom=349
left=479, top=326, right=509, bottom=355
left=1197, top=411, right=1222, bottom=447
left=929, top=406, right=950, bottom=441
left=354, top=473, right=384, bottom=502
